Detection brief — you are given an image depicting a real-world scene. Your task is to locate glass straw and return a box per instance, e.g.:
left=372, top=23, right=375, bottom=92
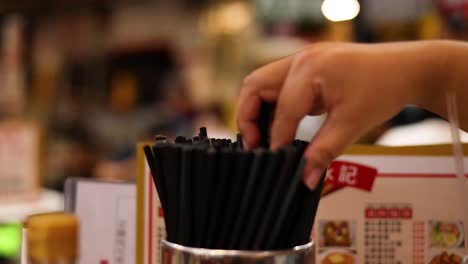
left=445, top=91, right=468, bottom=258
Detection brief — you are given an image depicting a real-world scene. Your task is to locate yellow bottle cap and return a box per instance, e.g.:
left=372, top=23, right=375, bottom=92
left=25, top=212, right=79, bottom=262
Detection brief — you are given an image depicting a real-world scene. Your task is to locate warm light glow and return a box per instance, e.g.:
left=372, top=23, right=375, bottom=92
left=321, top=0, right=360, bottom=22
left=199, top=2, right=252, bottom=36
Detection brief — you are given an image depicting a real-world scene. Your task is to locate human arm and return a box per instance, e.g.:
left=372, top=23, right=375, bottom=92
left=237, top=40, right=468, bottom=189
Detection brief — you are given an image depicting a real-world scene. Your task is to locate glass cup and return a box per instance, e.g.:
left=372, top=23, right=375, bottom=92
left=161, top=240, right=316, bottom=264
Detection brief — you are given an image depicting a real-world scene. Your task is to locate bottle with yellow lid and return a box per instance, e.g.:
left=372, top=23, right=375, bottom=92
left=24, top=212, right=79, bottom=264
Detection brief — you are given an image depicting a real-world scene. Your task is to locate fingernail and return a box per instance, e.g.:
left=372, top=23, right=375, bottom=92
left=305, top=168, right=322, bottom=190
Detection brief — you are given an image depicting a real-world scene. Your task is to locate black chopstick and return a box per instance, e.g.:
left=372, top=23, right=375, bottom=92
left=266, top=158, right=307, bottom=249
left=258, top=102, right=275, bottom=148
left=143, top=145, right=168, bottom=216
left=215, top=149, right=238, bottom=248
left=206, top=149, right=236, bottom=248
left=241, top=150, right=282, bottom=249
left=199, top=127, right=208, bottom=141
left=236, top=134, right=243, bottom=150
left=278, top=181, right=305, bottom=249
left=192, top=147, right=206, bottom=247
left=219, top=150, right=253, bottom=249
left=151, top=144, right=172, bottom=239
left=291, top=173, right=326, bottom=246
left=229, top=149, right=267, bottom=249
left=253, top=147, right=299, bottom=249
left=160, top=144, right=181, bottom=242
left=197, top=148, right=218, bottom=248
left=178, top=146, right=193, bottom=245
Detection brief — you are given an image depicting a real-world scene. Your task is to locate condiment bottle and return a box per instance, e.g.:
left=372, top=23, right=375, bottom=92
left=25, top=212, right=78, bottom=264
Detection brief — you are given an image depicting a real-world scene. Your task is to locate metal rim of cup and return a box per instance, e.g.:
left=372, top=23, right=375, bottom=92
left=161, top=240, right=314, bottom=258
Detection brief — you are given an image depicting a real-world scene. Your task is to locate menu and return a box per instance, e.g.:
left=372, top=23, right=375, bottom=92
left=315, top=145, right=468, bottom=264
left=136, top=143, right=468, bottom=264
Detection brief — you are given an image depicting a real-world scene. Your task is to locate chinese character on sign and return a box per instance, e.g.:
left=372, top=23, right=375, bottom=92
left=338, top=165, right=358, bottom=185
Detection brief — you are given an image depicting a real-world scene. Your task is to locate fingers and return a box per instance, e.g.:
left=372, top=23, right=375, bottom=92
left=302, top=110, right=362, bottom=190
left=237, top=56, right=293, bottom=149
left=270, top=53, right=321, bottom=150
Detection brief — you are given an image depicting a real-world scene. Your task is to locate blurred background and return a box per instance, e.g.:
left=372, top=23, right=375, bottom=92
left=0, top=0, right=467, bottom=262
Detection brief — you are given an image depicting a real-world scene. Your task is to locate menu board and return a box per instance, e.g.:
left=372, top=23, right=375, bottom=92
left=0, top=121, right=40, bottom=201
left=136, top=143, right=468, bottom=264
left=315, top=145, right=468, bottom=264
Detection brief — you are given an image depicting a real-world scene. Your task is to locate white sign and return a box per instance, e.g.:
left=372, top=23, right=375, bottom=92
left=65, top=179, right=136, bottom=264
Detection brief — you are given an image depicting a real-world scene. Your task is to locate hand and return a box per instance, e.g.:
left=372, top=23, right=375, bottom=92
left=237, top=41, right=447, bottom=189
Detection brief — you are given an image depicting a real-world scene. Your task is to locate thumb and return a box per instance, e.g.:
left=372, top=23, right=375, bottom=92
left=302, top=110, right=362, bottom=190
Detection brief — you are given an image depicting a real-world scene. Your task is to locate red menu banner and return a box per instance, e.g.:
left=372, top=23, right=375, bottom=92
left=324, top=160, right=378, bottom=193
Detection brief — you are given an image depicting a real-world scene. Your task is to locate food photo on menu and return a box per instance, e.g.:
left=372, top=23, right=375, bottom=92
left=317, top=220, right=356, bottom=264
left=430, top=221, right=465, bottom=249
left=320, top=250, right=355, bottom=264
left=321, top=221, right=353, bottom=247
left=429, top=251, right=463, bottom=264
left=428, top=221, right=465, bottom=264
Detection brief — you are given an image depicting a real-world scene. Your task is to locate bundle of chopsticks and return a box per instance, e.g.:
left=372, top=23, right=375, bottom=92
left=144, top=104, right=325, bottom=250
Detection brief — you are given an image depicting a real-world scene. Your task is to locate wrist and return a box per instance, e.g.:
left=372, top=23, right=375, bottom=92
left=411, top=41, right=452, bottom=112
